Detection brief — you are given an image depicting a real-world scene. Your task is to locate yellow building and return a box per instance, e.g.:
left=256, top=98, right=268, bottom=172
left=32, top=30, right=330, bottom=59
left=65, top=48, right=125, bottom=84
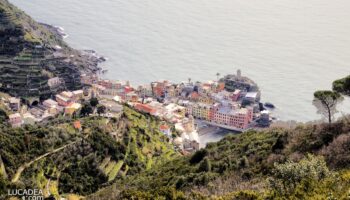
left=192, top=103, right=211, bottom=120
left=65, top=103, right=82, bottom=115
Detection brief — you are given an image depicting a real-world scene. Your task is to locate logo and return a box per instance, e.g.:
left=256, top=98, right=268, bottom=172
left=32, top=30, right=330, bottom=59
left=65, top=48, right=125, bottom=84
left=8, top=189, right=44, bottom=200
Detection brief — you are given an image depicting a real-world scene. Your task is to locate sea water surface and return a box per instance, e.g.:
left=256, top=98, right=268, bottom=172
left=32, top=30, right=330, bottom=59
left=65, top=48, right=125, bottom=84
left=10, top=0, right=350, bottom=122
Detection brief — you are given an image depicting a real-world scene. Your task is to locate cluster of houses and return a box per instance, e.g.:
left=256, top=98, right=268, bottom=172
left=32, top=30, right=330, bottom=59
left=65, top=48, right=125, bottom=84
left=5, top=87, right=123, bottom=128
left=4, top=70, right=269, bottom=153
left=5, top=90, right=82, bottom=127
left=79, top=70, right=269, bottom=152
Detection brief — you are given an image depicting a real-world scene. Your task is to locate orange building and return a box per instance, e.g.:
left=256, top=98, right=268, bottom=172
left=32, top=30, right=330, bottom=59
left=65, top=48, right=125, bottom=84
left=134, top=103, right=156, bottom=115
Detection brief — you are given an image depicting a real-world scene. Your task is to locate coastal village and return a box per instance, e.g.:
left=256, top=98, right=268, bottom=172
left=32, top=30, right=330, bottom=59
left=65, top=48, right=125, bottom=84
left=0, top=7, right=272, bottom=154
left=2, top=69, right=272, bottom=154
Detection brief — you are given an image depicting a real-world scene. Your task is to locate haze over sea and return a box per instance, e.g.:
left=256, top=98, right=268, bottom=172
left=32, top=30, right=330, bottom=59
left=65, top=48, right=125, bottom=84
left=10, top=0, right=350, bottom=122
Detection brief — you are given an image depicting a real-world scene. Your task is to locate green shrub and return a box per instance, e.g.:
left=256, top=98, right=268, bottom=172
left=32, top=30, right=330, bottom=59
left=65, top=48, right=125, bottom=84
left=269, top=154, right=331, bottom=196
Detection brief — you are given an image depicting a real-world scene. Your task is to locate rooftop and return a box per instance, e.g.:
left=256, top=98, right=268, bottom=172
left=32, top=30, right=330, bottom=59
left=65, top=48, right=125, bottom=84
left=159, top=124, right=170, bottom=131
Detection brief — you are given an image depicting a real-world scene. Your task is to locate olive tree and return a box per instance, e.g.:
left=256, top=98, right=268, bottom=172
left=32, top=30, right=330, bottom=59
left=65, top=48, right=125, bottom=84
left=313, top=90, right=343, bottom=123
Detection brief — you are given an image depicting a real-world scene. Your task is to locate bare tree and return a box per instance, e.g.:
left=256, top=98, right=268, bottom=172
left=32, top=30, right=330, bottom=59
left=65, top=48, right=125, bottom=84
left=313, top=90, right=344, bottom=123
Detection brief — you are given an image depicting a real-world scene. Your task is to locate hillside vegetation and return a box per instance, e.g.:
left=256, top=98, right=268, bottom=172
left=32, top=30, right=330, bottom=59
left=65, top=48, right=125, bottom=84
left=0, top=107, right=178, bottom=199
left=89, top=117, right=350, bottom=199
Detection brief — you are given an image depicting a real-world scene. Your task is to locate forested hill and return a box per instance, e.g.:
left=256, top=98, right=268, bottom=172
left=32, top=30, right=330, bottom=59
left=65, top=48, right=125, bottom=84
left=0, top=106, right=178, bottom=199
left=0, top=0, right=100, bottom=98
left=86, top=117, right=350, bottom=199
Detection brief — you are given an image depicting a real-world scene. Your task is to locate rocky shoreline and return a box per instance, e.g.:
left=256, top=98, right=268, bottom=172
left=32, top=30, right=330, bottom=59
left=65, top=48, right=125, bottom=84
left=40, top=23, right=105, bottom=74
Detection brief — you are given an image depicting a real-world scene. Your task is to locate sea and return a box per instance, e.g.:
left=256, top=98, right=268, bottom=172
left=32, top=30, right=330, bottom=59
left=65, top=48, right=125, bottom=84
left=10, top=0, right=350, bottom=122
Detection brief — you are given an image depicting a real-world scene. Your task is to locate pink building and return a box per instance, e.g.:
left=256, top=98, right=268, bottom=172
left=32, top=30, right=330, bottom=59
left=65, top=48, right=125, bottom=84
left=213, top=107, right=253, bottom=130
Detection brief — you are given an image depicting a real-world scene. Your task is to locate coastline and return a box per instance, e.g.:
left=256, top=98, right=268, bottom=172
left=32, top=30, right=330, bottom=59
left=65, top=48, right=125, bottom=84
left=41, top=23, right=106, bottom=75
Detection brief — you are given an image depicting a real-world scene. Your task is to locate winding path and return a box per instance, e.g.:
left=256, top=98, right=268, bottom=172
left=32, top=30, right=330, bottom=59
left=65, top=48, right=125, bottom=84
left=11, top=139, right=81, bottom=183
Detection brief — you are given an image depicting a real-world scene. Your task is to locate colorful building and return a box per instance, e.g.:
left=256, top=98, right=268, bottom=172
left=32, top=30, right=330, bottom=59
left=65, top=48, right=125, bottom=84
left=191, top=103, right=211, bottom=120
left=212, top=106, right=253, bottom=130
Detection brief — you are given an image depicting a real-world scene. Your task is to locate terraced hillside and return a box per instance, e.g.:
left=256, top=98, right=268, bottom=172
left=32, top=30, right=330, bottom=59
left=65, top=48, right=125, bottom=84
left=0, top=106, right=178, bottom=199
left=0, top=0, right=100, bottom=98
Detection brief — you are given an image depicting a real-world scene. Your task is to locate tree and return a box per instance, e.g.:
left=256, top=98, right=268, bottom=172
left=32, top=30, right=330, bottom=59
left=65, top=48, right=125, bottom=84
left=333, top=75, right=350, bottom=95
left=313, top=90, right=343, bottom=123
left=80, top=103, right=93, bottom=117
left=90, top=97, right=99, bottom=107
left=97, top=105, right=106, bottom=115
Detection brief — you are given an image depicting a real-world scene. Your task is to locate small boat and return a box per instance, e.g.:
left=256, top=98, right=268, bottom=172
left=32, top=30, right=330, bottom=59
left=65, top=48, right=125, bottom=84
left=264, top=102, right=275, bottom=109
